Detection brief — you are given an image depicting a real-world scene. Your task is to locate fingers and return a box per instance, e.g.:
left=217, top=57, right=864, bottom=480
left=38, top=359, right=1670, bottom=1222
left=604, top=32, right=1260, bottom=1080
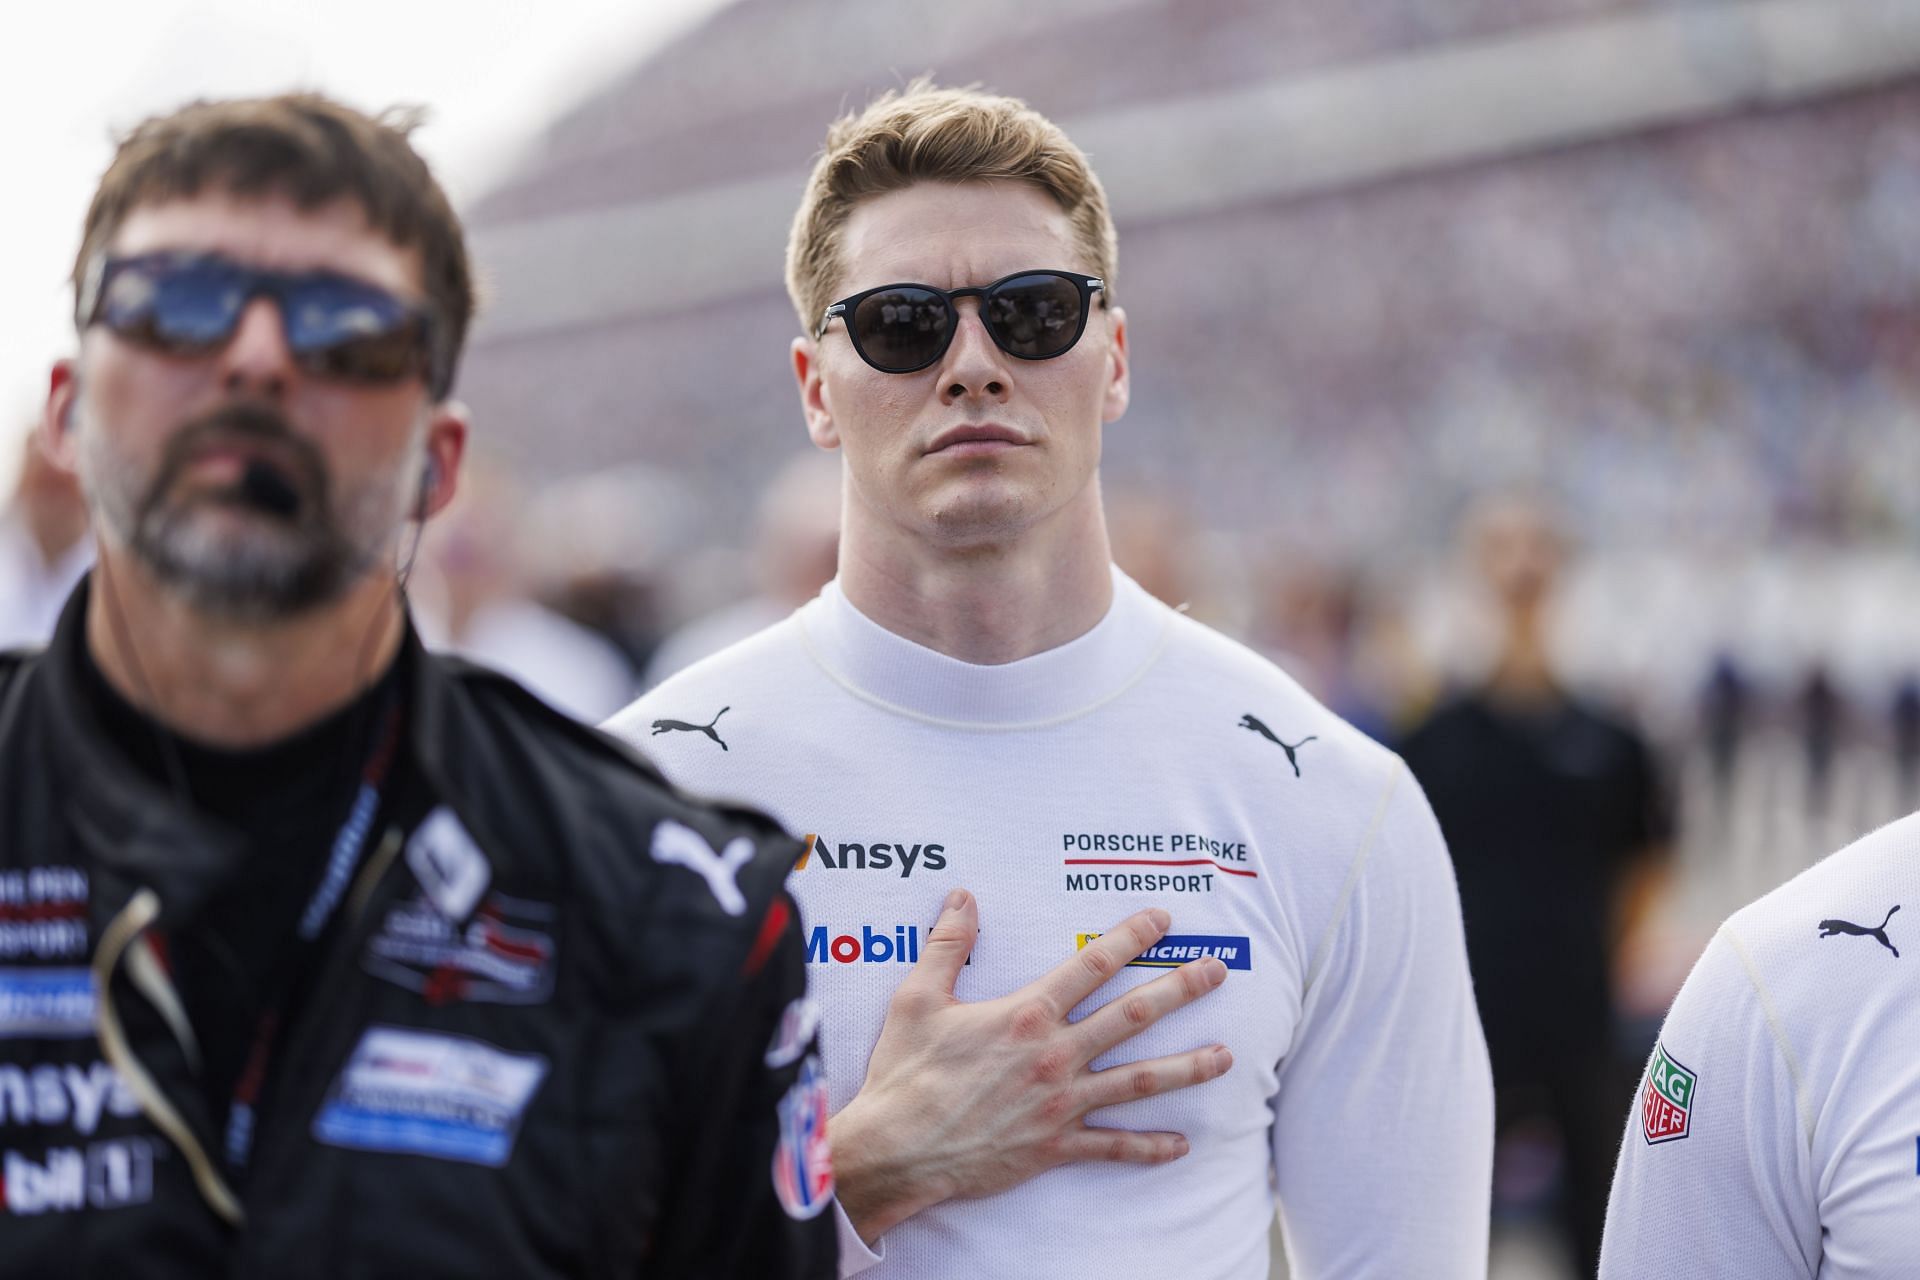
left=1070, top=955, right=1229, bottom=1059
left=1053, top=1125, right=1195, bottom=1167
left=1029, top=908, right=1173, bottom=1014
left=1077, top=1042, right=1235, bottom=1114
left=894, top=887, right=979, bottom=1001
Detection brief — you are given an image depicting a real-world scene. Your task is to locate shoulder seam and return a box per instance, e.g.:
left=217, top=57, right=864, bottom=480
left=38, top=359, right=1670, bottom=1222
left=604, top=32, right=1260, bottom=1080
left=1719, top=923, right=1817, bottom=1152
left=1303, top=755, right=1403, bottom=994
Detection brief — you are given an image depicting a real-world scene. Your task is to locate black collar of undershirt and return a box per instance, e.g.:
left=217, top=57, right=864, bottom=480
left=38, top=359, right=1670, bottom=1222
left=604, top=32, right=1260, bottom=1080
left=74, top=612, right=406, bottom=830
left=39, top=575, right=516, bottom=928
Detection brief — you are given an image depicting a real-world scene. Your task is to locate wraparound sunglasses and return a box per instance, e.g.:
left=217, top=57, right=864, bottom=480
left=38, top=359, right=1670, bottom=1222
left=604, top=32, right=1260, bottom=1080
left=80, top=251, right=454, bottom=398
left=815, top=269, right=1105, bottom=373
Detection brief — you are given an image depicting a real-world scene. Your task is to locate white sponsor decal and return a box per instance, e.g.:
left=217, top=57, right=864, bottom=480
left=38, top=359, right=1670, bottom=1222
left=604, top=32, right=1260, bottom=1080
left=312, top=1026, right=547, bottom=1167
left=0, top=869, right=87, bottom=908
left=650, top=821, right=753, bottom=917
left=0, top=1062, right=138, bottom=1135
left=0, top=969, right=95, bottom=1039
left=764, top=998, right=821, bottom=1070
left=406, top=808, right=491, bottom=921
left=1, top=1138, right=155, bottom=1215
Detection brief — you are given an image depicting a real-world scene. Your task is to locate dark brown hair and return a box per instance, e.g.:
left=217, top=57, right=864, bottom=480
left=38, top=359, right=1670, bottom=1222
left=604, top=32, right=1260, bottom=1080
left=74, top=92, right=474, bottom=397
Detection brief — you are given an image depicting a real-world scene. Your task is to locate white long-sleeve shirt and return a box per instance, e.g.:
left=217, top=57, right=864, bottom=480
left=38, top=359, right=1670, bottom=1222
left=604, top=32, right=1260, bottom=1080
left=605, top=567, right=1492, bottom=1279
left=1602, top=814, right=1920, bottom=1278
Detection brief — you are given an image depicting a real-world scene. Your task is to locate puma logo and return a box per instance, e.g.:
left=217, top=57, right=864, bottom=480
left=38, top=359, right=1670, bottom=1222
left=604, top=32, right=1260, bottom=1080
left=652, top=706, right=730, bottom=751
left=1817, top=905, right=1900, bottom=958
left=650, top=819, right=754, bottom=916
left=1238, top=714, right=1317, bottom=778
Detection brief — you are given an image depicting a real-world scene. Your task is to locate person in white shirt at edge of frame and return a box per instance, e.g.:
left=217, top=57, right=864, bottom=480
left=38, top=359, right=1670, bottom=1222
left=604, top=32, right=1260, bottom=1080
left=605, top=82, right=1494, bottom=1279
left=1600, top=813, right=1920, bottom=1275
left=0, top=427, right=92, bottom=650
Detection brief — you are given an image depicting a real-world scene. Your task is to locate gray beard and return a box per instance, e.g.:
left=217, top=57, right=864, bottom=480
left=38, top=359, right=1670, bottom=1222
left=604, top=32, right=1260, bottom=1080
left=82, top=403, right=416, bottom=623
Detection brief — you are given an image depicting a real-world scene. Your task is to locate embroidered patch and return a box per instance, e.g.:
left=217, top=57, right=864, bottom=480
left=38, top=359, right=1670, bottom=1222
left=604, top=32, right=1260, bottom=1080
left=406, top=808, right=492, bottom=921
left=0, top=969, right=95, bottom=1040
left=312, top=1026, right=547, bottom=1167
left=363, top=892, right=557, bottom=1006
left=1642, top=1041, right=1696, bottom=1144
left=0, top=868, right=88, bottom=960
left=771, top=1054, right=832, bottom=1220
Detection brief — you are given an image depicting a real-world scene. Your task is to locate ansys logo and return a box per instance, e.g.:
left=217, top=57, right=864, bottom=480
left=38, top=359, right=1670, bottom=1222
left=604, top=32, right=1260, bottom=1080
left=1641, top=1042, right=1696, bottom=1145
left=797, top=834, right=947, bottom=879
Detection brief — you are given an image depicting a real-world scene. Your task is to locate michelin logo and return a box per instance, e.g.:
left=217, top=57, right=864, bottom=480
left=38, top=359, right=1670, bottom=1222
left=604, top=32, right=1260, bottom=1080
left=1075, top=932, right=1252, bottom=971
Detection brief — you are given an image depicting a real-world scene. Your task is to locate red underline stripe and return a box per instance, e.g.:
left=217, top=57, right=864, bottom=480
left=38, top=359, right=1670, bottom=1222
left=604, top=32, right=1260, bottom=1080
left=1063, top=858, right=1259, bottom=878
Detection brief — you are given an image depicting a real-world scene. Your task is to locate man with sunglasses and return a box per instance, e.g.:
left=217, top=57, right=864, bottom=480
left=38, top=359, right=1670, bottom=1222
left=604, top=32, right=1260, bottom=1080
left=0, top=94, right=833, bottom=1275
left=608, top=84, right=1492, bottom=1277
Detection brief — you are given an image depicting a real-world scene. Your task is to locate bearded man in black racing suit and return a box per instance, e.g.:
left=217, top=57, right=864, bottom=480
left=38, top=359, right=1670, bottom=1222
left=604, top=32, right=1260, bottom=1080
left=0, top=92, right=835, bottom=1278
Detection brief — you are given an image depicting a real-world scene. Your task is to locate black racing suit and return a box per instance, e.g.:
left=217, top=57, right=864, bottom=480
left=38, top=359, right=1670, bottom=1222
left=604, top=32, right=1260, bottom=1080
left=0, top=582, right=836, bottom=1277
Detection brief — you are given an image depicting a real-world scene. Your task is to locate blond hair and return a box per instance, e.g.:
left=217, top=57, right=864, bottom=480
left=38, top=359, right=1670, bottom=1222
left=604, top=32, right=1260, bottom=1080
left=785, top=82, right=1117, bottom=333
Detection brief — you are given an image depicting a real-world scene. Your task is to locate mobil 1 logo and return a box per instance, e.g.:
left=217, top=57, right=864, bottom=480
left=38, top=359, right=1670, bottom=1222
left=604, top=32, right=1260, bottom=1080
left=797, top=833, right=947, bottom=879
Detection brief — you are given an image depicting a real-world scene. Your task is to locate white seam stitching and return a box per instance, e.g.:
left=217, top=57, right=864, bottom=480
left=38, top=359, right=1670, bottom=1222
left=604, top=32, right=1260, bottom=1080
left=1303, top=757, right=1402, bottom=994
left=1721, top=924, right=1817, bottom=1151
left=794, top=607, right=1179, bottom=733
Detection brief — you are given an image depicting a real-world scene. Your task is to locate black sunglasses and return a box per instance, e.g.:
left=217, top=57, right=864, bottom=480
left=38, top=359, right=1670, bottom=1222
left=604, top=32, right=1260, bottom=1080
left=815, top=269, right=1105, bottom=374
left=79, top=252, right=453, bottom=398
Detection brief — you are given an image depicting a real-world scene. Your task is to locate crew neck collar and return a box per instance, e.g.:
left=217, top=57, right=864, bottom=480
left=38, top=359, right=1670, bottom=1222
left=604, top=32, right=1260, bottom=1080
left=796, top=564, right=1175, bottom=729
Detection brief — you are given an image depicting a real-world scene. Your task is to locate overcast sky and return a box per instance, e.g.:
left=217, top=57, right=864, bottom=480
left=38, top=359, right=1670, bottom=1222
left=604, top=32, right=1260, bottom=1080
left=0, top=0, right=728, bottom=475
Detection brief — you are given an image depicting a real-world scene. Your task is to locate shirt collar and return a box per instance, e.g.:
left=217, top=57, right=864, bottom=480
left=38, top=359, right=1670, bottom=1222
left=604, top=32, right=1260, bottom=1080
left=795, top=564, right=1175, bottom=729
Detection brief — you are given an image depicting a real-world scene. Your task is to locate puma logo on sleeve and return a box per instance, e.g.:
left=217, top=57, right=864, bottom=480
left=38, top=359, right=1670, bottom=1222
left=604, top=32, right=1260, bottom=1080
left=1238, top=714, right=1317, bottom=778
left=650, top=820, right=755, bottom=917
left=1816, top=904, right=1901, bottom=958
left=651, top=706, right=730, bottom=750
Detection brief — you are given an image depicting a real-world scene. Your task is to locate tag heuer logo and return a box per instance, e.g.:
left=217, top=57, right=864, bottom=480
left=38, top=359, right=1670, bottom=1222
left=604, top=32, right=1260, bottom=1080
left=1642, top=1042, right=1696, bottom=1144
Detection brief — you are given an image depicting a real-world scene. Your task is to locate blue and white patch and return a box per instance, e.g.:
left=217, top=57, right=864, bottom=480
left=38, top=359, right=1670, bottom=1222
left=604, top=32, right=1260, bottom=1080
left=0, top=969, right=95, bottom=1040
left=406, top=808, right=492, bottom=922
left=772, top=1054, right=832, bottom=1220
left=312, top=1026, right=547, bottom=1167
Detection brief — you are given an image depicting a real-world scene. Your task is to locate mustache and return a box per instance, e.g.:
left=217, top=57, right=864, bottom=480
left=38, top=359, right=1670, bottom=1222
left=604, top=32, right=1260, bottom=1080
left=143, top=404, right=329, bottom=521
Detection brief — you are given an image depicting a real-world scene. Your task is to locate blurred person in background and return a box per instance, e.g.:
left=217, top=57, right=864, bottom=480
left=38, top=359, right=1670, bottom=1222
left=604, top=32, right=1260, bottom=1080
left=1102, top=480, right=1202, bottom=612
left=413, top=453, right=636, bottom=722
left=644, top=449, right=840, bottom=687
left=0, top=425, right=92, bottom=649
left=0, top=92, right=832, bottom=1276
left=1400, top=492, right=1671, bottom=1278
left=609, top=82, right=1491, bottom=1279
left=519, top=462, right=686, bottom=677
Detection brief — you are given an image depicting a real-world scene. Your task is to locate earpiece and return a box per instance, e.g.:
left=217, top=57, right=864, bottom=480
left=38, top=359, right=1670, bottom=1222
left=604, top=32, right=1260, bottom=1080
left=416, top=456, right=440, bottom=519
